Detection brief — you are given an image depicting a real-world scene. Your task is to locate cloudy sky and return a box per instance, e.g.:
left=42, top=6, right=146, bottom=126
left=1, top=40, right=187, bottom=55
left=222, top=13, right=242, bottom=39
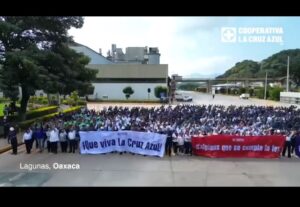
left=68, top=17, right=300, bottom=78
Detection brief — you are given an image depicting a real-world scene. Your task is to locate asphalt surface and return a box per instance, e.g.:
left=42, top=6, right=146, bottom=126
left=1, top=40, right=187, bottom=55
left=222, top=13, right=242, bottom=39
left=0, top=144, right=299, bottom=186
left=0, top=92, right=299, bottom=187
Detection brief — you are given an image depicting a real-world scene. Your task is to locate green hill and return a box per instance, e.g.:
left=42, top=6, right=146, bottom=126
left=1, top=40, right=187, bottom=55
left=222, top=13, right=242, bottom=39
left=217, top=49, right=300, bottom=86
left=217, top=60, right=260, bottom=78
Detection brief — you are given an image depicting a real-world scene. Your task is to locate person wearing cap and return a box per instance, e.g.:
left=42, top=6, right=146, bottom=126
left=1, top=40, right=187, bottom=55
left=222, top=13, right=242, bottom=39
left=3, top=116, right=9, bottom=139
left=8, top=127, right=18, bottom=155
left=23, top=128, right=33, bottom=154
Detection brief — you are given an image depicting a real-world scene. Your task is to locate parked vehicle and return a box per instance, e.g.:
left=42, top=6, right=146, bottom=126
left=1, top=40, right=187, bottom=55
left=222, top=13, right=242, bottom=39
left=240, top=93, right=250, bottom=99
left=175, top=92, right=193, bottom=102
left=160, top=96, right=169, bottom=103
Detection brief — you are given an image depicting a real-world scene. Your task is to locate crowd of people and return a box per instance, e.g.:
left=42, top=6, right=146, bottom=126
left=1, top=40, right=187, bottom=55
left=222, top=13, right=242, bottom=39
left=4, top=104, right=300, bottom=158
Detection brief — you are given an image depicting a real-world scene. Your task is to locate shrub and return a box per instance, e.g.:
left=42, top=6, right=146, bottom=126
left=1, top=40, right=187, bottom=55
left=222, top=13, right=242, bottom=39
left=248, top=88, right=254, bottom=97
left=62, top=106, right=82, bottom=114
left=238, top=87, right=246, bottom=95
left=95, top=99, right=160, bottom=103
left=269, top=87, right=284, bottom=101
left=196, top=88, right=207, bottom=93
left=67, top=99, right=76, bottom=106
left=154, top=86, right=168, bottom=98
left=35, top=97, right=48, bottom=105
left=25, top=106, right=59, bottom=120
left=0, top=97, right=10, bottom=103
left=229, top=88, right=238, bottom=95
left=122, top=86, right=134, bottom=99
left=18, top=106, right=83, bottom=130
left=42, top=99, right=48, bottom=105
left=70, top=91, right=79, bottom=105
left=37, top=97, right=44, bottom=103
left=0, top=106, right=58, bottom=121
left=77, top=100, right=87, bottom=106
left=255, top=87, right=270, bottom=99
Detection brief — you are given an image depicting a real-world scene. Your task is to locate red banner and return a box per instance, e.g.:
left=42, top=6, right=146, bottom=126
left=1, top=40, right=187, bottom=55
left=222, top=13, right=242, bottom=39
left=192, top=135, right=285, bottom=158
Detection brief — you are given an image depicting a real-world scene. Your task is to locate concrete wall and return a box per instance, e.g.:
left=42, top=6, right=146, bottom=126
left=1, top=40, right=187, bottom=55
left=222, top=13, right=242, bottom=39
left=88, top=64, right=168, bottom=79
left=35, top=90, right=47, bottom=97
left=148, top=54, right=160, bottom=64
left=125, top=47, right=145, bottom=61
left=88, top=83, right=167, bottom=100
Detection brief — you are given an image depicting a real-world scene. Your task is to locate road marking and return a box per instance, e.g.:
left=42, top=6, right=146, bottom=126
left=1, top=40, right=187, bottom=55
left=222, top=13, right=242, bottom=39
left=9, top=173, right=25, bottom=182
left=0, top=182, right=13, bottom=186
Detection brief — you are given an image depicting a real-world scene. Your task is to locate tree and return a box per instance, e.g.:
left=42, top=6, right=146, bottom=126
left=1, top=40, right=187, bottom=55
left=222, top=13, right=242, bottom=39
left=122, top=86, right=134, bottom=99
left=217, top=60, right=260, bottom=79
left=217, top=49, right=300, bottom=87
left=248, top=88, right=254, bottom=97
left=255, top=87, right=270, bottom=99
left=238, top=87, right=246, bottom=95
left=0, top=16, right=97, bottom=120
left=154, top=86, right=168, bottom=98
left=269, top=87, right=283, bottom=101
left=70, top=91, right=79, bottom=105
left=177, top=82, right=200, bottom=91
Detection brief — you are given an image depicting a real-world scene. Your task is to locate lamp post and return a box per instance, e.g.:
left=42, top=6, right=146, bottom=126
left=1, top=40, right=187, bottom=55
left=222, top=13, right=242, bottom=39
left=260, top=61, right=268, bottom=100
left=264, top=71, right=268, bottom=100
left=286, top=56, right=290, bottom=92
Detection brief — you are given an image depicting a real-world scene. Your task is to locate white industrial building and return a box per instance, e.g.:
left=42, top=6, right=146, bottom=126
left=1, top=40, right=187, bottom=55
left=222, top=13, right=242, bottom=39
left=0, top=43, right=168, bottom=101
left=70, top=43, right=168, bottom=101
left=280, top=92, right=300, bottom=104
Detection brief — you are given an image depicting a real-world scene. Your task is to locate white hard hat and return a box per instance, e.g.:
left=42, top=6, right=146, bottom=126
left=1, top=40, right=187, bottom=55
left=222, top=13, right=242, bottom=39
left=9, top=127, right=14, bottom=131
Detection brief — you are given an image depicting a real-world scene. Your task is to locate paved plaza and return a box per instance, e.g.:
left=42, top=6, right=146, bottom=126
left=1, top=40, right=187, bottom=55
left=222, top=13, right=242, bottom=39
left=87, top=91, right=296, bottom=111
left=0, top=92, right=299, bottom=187
left=0, top=145, right=299, bottom=186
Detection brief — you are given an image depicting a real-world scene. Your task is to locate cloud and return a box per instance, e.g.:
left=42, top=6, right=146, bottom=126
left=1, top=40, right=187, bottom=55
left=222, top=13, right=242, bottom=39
left=175, top=17, right=232, bottom=35
left=67, top=17, right=244, bottom=77
left=167, top=55, right=233, bottom=76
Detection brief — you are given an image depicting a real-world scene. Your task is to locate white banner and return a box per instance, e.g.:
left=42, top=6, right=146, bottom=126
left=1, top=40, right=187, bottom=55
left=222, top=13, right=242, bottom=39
left=79, top=131, right=166, bottom=157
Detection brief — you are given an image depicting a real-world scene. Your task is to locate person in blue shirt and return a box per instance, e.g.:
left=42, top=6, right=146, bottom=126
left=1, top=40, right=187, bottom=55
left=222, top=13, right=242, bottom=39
left=36, top=127, right=46, bottom=153
left=294, top=131, right=300, bottom=158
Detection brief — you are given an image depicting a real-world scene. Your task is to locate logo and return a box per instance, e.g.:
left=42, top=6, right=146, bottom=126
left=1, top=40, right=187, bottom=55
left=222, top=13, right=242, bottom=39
left=221, top=27, right=284, bottom=44
left=221, top=27, right=237, bottom=42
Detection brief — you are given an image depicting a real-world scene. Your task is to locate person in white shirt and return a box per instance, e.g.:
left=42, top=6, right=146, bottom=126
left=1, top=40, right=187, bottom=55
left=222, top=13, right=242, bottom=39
left=282, top=131, right=294, bottom=158
left=49, top=127, right=59, bottom=154
left=59, top=129, right=68, bottom=153
left=177, top=133, right=185, bottom=155
left=68, top=127, right=77, bottom=153
left=23, top=128, right=33, bottom=154
left=172, top=132, right=178, bottom=155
